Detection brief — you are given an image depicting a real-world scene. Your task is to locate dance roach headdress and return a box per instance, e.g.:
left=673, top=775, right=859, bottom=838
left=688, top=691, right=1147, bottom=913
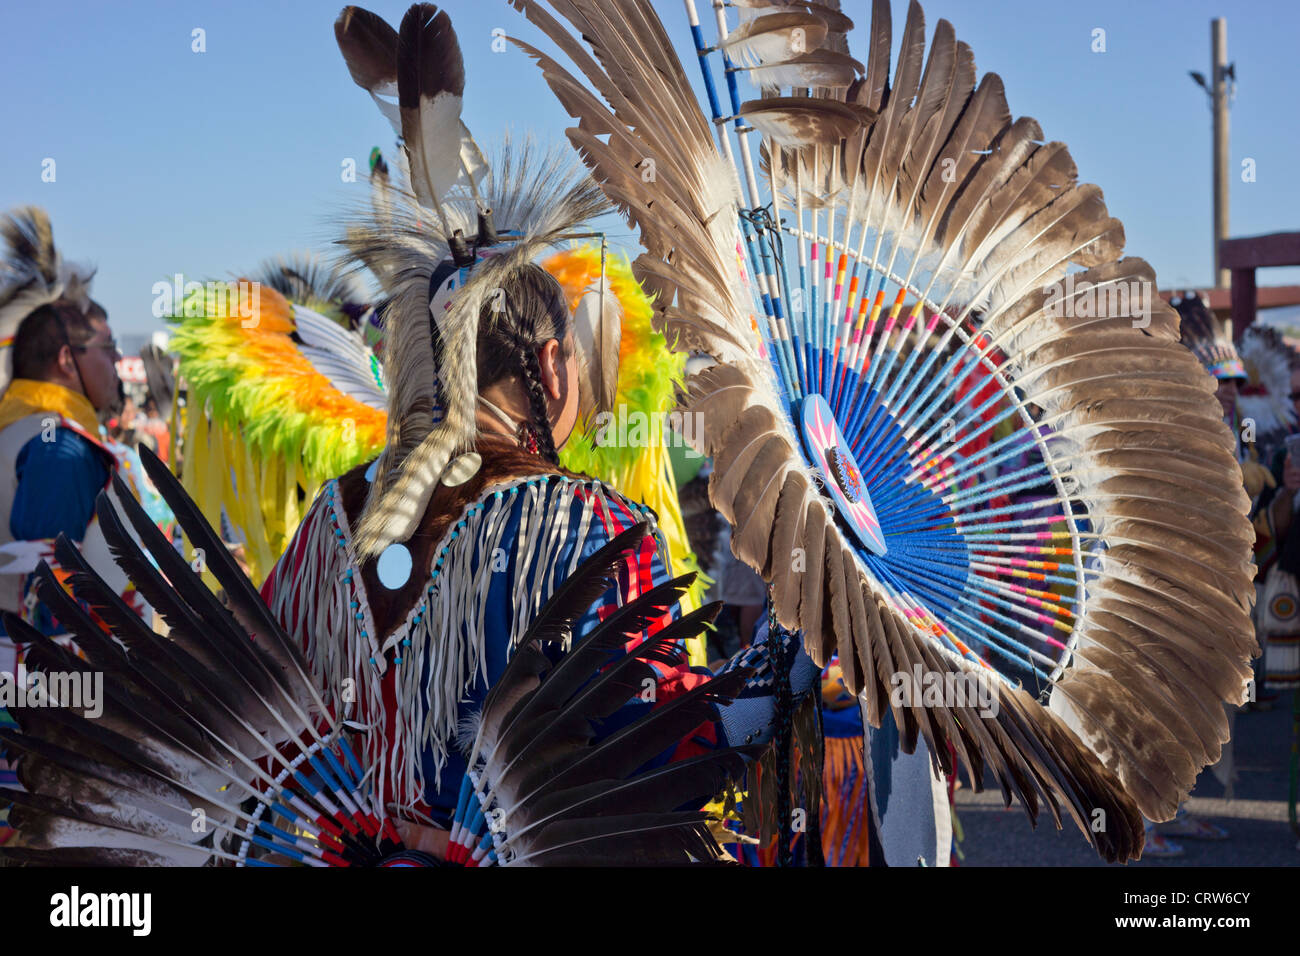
left=171, top=139, right=699, bottom=610
left=255, top=252, right=374, bottom=328
left=0, top=207, right=96, bottom=394
left=333, top=4, right=618, bottom=557
left=508, top=0, right=1259, bottom=861
left=1174, top=291, right=1246, bottom=381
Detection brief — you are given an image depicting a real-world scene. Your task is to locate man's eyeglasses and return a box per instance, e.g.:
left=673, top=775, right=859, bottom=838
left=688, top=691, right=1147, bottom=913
left=74, top=339, right=118, bottom=353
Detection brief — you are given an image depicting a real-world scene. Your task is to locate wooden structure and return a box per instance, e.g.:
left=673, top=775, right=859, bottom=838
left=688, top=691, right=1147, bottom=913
left=1220, top=231, right=1300, bottom=330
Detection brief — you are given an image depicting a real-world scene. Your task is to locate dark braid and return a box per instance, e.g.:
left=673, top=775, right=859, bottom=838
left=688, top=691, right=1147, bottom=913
left=472, top=262, right=572, bottom=463
left=517, top=344, right=560, bottom=465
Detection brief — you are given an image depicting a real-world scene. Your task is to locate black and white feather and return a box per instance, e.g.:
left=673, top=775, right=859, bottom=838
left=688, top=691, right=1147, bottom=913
left=0, top=448, right=748, bottom=867
left=334, top=5, right=613, bottom=558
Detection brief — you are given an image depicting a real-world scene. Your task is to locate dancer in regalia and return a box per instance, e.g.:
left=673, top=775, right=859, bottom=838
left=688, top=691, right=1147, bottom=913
left=259, top=5, right=818, bottom=852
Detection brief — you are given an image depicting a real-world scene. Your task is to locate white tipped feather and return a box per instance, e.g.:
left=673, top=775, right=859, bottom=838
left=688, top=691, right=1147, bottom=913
left=1238, top=325, right=1297, bottom=441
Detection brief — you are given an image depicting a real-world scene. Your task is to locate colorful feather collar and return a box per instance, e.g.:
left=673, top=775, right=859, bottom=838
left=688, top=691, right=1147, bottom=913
left=0, top=378, right=101, bottom=438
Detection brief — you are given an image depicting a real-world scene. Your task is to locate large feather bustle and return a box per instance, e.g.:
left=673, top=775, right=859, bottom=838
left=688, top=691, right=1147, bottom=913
left=510, top=0, right=1256, bottom=861
left=0, top=486, right=350, bottom=867
left=681, top=361, right=1141, bottom=855
left=4, top=447, right=750, bottom=867
left=456, top=523, right=747, bottom=865
left=7, top=450, right=385, bottom=867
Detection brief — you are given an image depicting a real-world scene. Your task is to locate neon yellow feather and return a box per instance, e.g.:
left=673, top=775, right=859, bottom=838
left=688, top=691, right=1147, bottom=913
left=546, top=247, right=711, bottom=664
left=170, top=282, right=385, bottom=582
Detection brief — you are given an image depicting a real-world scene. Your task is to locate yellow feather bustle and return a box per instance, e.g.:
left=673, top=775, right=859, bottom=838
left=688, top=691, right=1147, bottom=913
left=170, top=282, right=386, bottom=582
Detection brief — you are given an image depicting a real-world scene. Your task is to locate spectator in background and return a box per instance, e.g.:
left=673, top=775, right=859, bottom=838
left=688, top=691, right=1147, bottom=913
left=0, top=300, right=123, bottom=635
left=1250, top=360, right=1300, bottom=701
left=139, top=393, right=170, bottom=463
left=0, top=297, right=124, bottom=849
left=107, top=393, right=138, bottom=444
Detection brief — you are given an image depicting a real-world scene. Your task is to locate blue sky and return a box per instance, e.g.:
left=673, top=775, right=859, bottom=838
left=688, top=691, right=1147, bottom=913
left=2, top=0, right=1297, bottom=335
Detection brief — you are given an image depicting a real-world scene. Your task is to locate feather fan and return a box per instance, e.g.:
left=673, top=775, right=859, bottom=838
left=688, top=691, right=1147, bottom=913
left=506, top=0, right=1258, bottom=862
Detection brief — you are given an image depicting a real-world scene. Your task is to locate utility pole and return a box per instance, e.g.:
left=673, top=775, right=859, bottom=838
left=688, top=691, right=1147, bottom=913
left=1190, top=21, right=1234, bottom=290
left=1211, top=19, right=1230, bottom=290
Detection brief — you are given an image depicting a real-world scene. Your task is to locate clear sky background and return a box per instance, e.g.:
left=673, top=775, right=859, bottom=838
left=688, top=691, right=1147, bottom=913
left=2, top=0, right=1297, bottom=336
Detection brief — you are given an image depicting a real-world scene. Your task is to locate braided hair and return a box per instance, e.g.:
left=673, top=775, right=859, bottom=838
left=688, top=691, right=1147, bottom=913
left=474, top=262, right=572, bottom=465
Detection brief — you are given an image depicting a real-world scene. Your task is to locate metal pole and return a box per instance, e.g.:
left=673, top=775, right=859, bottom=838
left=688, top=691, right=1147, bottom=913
left=1212, top=18, right=1230, bottom=290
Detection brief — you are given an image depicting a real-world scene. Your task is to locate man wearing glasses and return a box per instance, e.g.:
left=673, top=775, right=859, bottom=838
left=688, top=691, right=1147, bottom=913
left=0, top=297, right=126, bottom=635
left=0, top=218, right=130, bottom=846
